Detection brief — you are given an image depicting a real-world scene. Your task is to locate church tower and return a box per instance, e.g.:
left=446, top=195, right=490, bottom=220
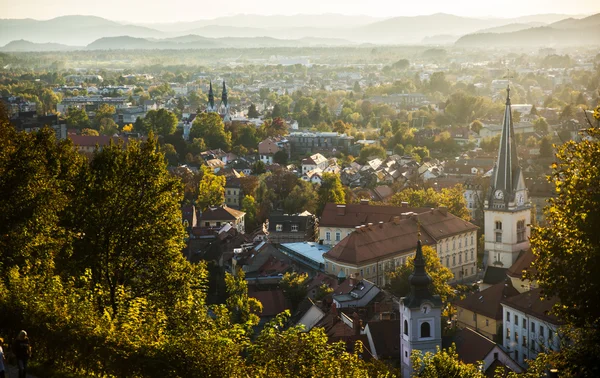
left=400, top=233, right=442, bottom=378
left=207, top=81, right=216, bottom=112
left=219, top=81, right=231, bottom=122
left=483, top=85, right=531, bottom=270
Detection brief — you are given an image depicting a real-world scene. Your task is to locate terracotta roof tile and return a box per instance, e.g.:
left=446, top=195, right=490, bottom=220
left=507, top=249, right=536, bottom=278
left=501, top=288, right=560, bottom=324
left=323, top=208, right=478, bottom=265
left=319, top=202, right=431, bottom=228
left=365, top=320, right=400, bottom=359
left=200, top=205, right=245, bottom=221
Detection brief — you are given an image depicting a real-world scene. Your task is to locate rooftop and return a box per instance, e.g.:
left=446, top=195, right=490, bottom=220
left=501, top=288, right=560, bottom=324
left=319, top=201, right=431, bottom=228
left=279, top=242, right=330, bottom=265
left=200, top=205, right=245, bottom=222
left=454, top=280, right=519, bottom=320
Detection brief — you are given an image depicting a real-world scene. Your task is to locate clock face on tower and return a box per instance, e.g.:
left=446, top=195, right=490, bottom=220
left=495, top=190, right=504, bottom=200
left=516, top=193, right=524, bottom=205
left=421, top=304, right=431, bottom=314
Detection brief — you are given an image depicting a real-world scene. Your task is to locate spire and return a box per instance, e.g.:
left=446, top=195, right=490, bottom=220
left=208, top=81, right=215, bottom=111
left=221, top=81, right=228, bottom=107
left=403, top=219, right=439, bottom=308
left=491, top=84, right=520, bottom=199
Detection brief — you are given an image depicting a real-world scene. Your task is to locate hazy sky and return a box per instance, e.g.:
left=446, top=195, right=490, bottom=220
left=1, top=0, right=599, bottom=22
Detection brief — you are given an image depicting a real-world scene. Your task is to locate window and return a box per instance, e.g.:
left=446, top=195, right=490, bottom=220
left=291, top=224, right=299, bottom=232
left=496, top=232, right=502, bottom=242
left=335, top=232, right=341, bottom=241
left=523, top=335, right=527, bottom=347
left=515, top=350, right=519, bottom=362
left=507, top=311, right=510, bottom=322
left=366, top=267, right=370, bottom=274
left=517, top=220, right=526, bottom=243
left=531, top=322, right=536, bottom=333
left=471, top=235, right=474, bottom=245
left=276, top=224, right=283, bottom=232
left=452, top=255, right=456, bottom=266
left=506, top=328, right=511, bottom=339
left=326, top=232, right=331, bottom=241
left=471, top=250, right=474, bottom=260
left=514, top=314, right=518, bottom=324
left=549, top=329, right=554, bottom=342
left=446, top=257, right=450, bottom=267
left=216, top=222, right=221, bottom=227
left=404, top=320, right=409, bottom=336
left=495, top=221, right=502, bottom=230
left=522, top=318, right=527, bottom=329
left=459, top=254, right=462, bottom=264
left=420, top=322, right=431, bottom=338
left=205, top=222, right=210, bottom=227
left=540, top=326, right=544, bottom=338
left=515, top=331, right=519, bottom=343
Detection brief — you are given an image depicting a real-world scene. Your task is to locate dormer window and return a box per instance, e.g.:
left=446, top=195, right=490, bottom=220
left=291, top=224, right=299, bottom=232
left=276, top=224, right=283, bottom=232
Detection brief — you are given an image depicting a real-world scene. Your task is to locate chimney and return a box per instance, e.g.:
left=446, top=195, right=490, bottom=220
left=438, top=206, right=448, bottom=216
left=378, top=221, right=384, bottom=228
left=360, top=199, right=370, bottom=205
left=336, top=204, right=346, bottom=216
left=401, top=201, right=409, bottom=208
left=331, top=302, right=338, bottom=316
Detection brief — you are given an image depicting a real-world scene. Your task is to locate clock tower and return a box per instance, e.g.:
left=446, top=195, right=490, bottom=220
left=484, top=85, right=531, bottom=270
left=399, top=233, right=442, bottom=378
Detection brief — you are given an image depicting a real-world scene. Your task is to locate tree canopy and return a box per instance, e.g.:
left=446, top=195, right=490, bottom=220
left=390, top=185, right=471, bottom=221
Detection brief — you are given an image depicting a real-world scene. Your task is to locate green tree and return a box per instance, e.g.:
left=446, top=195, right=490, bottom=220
left=533, top=117, right=549, bottom=135
left=66, top=107, right=91, bottom=129
left=317, top=173, right=346, bottom=215
left=358, top=145, right=386, bottom=163
left=162, top=143, right=179, bottom=166
left=225, top=270, right=262, bottom=328
left=137, top=108, right=178, bottom=136
left=280, top=272, right=309, bottom=312
left=98, top=117, right=118, bottom=135
left=40, top=88, right=61, bottom=114
left=0, top=115, right=83, bottom=275
left=392, top=58, right=410, bottom=70
left=332, top=120, right=350, bottom=134
left=411, top=345, right=485, bottom=378
left=273, top=150, right=288, bottom=165
left=252, top=160, right=267, bottom=174
left=309, top=101, right=321, bottom=125
left=81, top=128, right=99, bottom=136
left=248, top=103, right=260, bottom=118
left=93, top=103, right=116, bottom=128
left=197, top=165, right=225, bottom=211
left=63, top=135, right=188, bottom=315
left=390, top=186, right=470, bottom=221
left=241, top=195, right=258, bottom=231
left=190, top=112, right=232, bottom=150
left=283, top=180, right=318, bottom=215
left=470, top=120, right=483, bottom=134
left=386, top=245, right=454, bottom=303
left=539, top=136, right=553, bottom=158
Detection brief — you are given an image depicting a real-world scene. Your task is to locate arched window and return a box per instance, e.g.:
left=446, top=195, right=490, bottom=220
left=421, top=322, right=431, bottom=338
left=404, top=320, right=409, bottom=335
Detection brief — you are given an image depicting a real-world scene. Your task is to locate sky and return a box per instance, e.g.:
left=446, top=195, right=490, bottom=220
left=1, top=0, right=599, bottom=23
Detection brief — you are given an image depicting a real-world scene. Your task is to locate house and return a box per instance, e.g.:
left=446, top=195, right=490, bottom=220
left=267, top=212, right=318, bottom=244
left=322, top=207, right=479, bottom=286
left=199, top=205, right=246, bottom=234
left=224, top=176, right=243, bottom=208
left=318, top=200, right=430, bottom=247
left=278, top=242, right=331, bottom=272
left=301, top=153, right=328, bottom=174
left=296, top=299, right=327, bottom=332
left=332, top=276, right=380, bottom=309
left=288, top=131, right=354, bottom=155
left=454, top=280, right=519, bottom=341
left=258, top=137, right=289, bottom=165
left=69, top=135, right=138, bottom=154
left=501, top=288, right=561, bottom=368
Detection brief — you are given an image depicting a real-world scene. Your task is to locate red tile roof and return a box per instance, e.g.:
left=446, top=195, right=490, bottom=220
left=324, top=208, right=478, bottom=265
left=451, top=327, right=496, bottom=365
left=365, top=320, right=400, bottom=359
left=506, top=249, right=536, bottom=278
left=249, top=288, right=289, bottom=317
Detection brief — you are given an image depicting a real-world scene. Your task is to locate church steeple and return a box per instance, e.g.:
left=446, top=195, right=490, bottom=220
left=207, top=81, right=215, bottom=111
left=221, top=81, right=228, bottom=107
left=404, top=226, right=441, bottom=308
left=490, top=85, right=520, bottom=203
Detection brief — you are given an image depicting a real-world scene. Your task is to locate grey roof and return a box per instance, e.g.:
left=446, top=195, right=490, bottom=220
left=483, top=266, right=508, bottom=285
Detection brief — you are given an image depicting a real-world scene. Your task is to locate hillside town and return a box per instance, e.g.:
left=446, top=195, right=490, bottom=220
left=1, top=21, right=600, bottom=377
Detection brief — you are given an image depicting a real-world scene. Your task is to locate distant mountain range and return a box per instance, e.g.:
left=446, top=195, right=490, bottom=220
left=0, top=12, right=598, bottom=50
left=0, top=35, right=356, bottom=52
left=455, top=13, right=600, bottom=47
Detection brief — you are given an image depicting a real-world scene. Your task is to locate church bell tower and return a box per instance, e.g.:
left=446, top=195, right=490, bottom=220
left=399, top=231, right=442, bottom=378
left=483, top=85, right=531, bottom=270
